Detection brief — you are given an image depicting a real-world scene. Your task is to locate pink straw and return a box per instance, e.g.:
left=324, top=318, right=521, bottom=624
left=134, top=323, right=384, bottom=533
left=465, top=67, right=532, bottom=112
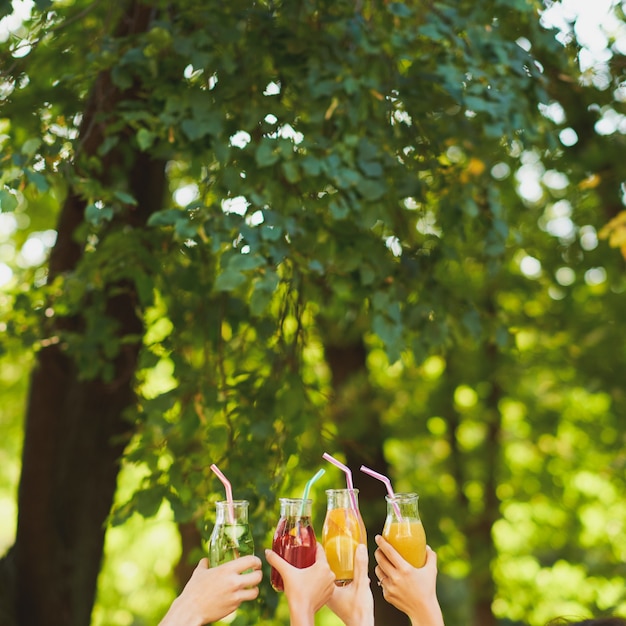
left=322, top=452, right=358, bottom=510
left=360, top=464, right=402, bottom=518
left=210, top=463, right=235, bottom=524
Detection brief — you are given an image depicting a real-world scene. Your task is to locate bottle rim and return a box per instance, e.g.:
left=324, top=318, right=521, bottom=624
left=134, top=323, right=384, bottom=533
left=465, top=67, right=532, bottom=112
left=385, top=492, right=418, bottom=501
left=278, top=497, right=313, bottom=504
left=324, top=488, right=359, bottom=494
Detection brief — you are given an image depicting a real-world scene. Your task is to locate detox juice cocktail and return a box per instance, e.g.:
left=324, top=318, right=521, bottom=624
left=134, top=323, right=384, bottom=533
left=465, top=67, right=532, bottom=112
left=208, top=500, right=254, bottom=566
left=322, top=489, right=364, bottom=585
left=382, top=493, right=426, bottom=568
left=271, top=498, right=317, bottom=591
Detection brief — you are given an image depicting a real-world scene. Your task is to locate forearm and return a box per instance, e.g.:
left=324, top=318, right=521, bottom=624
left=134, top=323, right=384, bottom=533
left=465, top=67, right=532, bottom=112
left=407, top=599, right=445, bottom=626
left=158, top=596, right=203, bottom=626
left=288, top=608, right=315, bottom=626
left=344, top=611, right=375, bottom=626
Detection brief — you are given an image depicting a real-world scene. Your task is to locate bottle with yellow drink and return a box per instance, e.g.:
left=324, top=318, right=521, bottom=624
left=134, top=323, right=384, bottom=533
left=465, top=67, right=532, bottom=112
left=382, top=492, right=426, bottom=568
left=322, top=489, right=366, bottom=585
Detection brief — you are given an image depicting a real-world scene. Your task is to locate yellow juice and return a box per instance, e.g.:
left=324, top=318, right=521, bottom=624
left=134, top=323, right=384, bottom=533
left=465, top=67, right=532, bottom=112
left=322, top=507, right=362, bottom=584
left=382, top=519, right=426, bottom=568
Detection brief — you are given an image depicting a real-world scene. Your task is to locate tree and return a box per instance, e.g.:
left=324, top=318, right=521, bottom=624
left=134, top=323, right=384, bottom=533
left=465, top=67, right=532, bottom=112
left=1, top=1, right=625, bottom=625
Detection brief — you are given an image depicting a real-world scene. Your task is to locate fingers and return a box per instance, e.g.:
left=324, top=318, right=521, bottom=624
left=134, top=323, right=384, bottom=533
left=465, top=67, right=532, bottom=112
left=314, top=541, right=328, bottom=563
left=236, top=555, right=263, bottom=572
left=237, top=585, right=261, bottom=602
left=424, top=545, right=438, bottom=569
left=374, top=534, right=406, bottom=570
left=354, top=543, right=370, bottom=582
left=196, top=557, right=209, bottom=570
left=239, top=567, right=263, bottom=588
left=264, top=548, right=292, bottom=577
left=373, top=539, right=392, bottom=574
left=217, top=555, right=262, bottom=574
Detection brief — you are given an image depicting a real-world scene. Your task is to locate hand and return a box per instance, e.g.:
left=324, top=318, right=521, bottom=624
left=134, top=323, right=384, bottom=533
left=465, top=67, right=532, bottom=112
left=159, top=555, right=262, bottom=626
left=374, top=535, right=445, bottom=626
left=327, top=543, right=375, bottom=626
left=265, top=542, right=335, bottom=626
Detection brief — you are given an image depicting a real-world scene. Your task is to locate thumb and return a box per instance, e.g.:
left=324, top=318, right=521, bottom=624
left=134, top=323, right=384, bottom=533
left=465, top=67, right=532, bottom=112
left=265, top=548, right=292, bottom=576
left=315, top=541, right=328, bottom=563
left=424, top=545, right=438, bottom=570
left=196, top=557, right=209, bottom=570
left=264, top=548, right=280, bottom=568
left=354, top=543, right=369, bottom=579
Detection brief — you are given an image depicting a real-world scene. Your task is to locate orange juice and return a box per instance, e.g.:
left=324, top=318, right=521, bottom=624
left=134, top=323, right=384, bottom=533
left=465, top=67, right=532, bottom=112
left=322, top=490, right=363, bottom=585
left=382, top=519, right=426, bottom=568
left=383, top=493, right=427, bottom=568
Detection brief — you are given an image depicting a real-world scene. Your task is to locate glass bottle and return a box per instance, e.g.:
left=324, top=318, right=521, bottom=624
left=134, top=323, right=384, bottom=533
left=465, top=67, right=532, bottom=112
left=381, top=492, right=426, bottom=568
left=270, top=498, right=317, bottom=591
left=322, top=488, right=365, bottom=586
left=208, top=500, right=254, bottom=566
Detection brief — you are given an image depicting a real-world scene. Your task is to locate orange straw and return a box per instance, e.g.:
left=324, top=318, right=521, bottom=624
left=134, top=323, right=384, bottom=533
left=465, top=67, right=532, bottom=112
left=210, top=463, right=235, bottom=524
left=322, top=452, right=358, bottom=510
left=360, top=464, right=402, bottom=519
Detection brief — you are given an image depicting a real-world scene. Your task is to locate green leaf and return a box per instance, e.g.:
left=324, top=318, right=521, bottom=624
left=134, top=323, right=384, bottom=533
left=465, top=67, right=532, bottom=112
left=148, top=209, right=184, bottom=227
left=214, top=253, right=265, bottom=292
left=214, top=267, right=246, bottom=291
left=21, top=138, right=41, bottom=157
left=98, top=136, right=118, bottom=156
left=359, top=178, right=386, bottom=201
left=301, top=156, right=322, bottom=176
left=255, top=139, right=280, bottom=167
left=250, top=270, right=279, bottom=316
left=137, top=128, right=156, bottom=151
left=25, top=170, right=49, bottom=192
left=388, top=2, right=413, bottom=17
left=462, top=309, right=482, bottom=339
left=114, top=190, right=138, bottom=206
left=329, top=197, right=349, bottom=219
left=0, top=189, right=18, bottom=212
left=181, top=119, right=205, bottom=141
left=85, top=203, right=114, bottom=226
left=228, top=253, right=264, bottom=272
left=282, top=160, right=300, bottom=183
left=134, top=487, right=165, bottom=518
left=358, top=159, right=384, bottom=178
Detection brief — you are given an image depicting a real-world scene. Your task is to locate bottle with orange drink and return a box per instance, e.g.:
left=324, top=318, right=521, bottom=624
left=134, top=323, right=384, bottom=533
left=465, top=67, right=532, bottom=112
left=322, top=488, right=366, bottom=585
left=382, top=492, right=426, bottom=568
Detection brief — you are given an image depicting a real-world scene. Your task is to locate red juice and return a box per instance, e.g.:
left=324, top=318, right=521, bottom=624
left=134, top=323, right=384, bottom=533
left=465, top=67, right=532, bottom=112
left=270, top=516, right=316, bottom=591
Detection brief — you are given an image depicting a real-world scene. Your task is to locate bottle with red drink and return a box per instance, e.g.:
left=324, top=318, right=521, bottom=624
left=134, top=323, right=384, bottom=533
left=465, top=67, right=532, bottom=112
left=270, top=497, right=317, bottom=592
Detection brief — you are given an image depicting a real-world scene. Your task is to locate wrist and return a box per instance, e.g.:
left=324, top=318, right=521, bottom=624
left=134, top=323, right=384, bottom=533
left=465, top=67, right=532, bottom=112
left=159, top=596, right=203, bottom=626
left=287, top=599, right=315, bottom=626
left=345, top=612, right=375, bottom=626
left=408, top=602, right=445, bottom=626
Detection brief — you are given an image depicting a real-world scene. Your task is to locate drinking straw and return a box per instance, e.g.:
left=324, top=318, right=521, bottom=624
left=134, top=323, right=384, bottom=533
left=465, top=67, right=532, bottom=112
left=322, top=452, right=358, bottom=510
left=299, top=468, right=326, bottom=517
left=360, top=464, right=402, bottom=519
left=210, top=463, right=235, bottom=524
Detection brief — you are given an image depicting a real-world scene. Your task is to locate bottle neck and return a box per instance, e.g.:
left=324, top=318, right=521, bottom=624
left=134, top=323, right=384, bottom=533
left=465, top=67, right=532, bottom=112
left=386, top=493, right=419, bottom=521
left=279, top=498, right=312, bottom=518
left=326, top=488, right=360, bottom=510
left=215, top=500, right=249, bottom=524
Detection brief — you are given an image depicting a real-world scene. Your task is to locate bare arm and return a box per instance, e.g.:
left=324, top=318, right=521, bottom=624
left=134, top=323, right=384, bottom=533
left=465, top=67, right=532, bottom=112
left=326, top=543, right=375, bottom=626
left=374, top=535, right=445, bottom=626
left=265, top=542, right=335, bottom=626
left=159, top=555, right=262, bottom=626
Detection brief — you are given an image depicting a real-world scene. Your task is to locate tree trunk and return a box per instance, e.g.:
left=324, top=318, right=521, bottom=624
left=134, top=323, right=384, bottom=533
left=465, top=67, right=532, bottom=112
left=444, top=343, right=502, bottom=626
left=324, top=340, right=411, bottom=626
left=1, top=4, right=166, bottom=624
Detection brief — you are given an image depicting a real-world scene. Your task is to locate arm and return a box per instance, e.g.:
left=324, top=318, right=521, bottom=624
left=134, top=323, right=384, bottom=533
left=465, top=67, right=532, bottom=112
left=265, top=542, right=335, bottom=626
left=326, top=543, right=375, bottom=626
left=374, top=535, right=445, bottom=626
left=159, top=555, right=262, bottom=626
